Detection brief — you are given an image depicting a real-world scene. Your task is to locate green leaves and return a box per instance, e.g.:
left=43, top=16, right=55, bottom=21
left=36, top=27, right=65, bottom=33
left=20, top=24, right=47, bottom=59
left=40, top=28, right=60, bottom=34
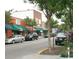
left=24, top=17, right=31, bottom=25
left=46, top=18, right=58, bottom=28
left=28, top=0, right=63, bottom=17
left=5, top=10, right=13, bottom=23
left=24, top=18, right=36, bottom=26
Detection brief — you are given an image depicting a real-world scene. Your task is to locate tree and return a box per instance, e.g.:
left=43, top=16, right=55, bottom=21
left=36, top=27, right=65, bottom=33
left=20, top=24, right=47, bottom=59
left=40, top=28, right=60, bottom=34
left=46, top=19, right=58, bottom=48
left=58, top=24, right=66, bottom=32
left=54, top=0, right=73, bottom=56
left=24, top=17, right=31, bottom=25
left=45, top=19, right=58, bottom=31
left=5, top=10, right=13, bottom=24
left=24, top=17, right=37, bottom=26
left=31, top=19, right=37, bottom=26
left=27, top=0, right=73, bottom=52
left=55, top=0, right=73, bottom=31
left=27, top=0, right=69, bottom=52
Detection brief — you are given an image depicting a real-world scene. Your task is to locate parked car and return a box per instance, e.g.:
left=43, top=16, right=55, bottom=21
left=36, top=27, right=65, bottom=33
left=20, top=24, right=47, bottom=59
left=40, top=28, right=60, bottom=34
left=55, top=32, right=66, bottom=45
left=25, top=32, right=38, bottom=41
left=5, top=35, right=25, bottom=44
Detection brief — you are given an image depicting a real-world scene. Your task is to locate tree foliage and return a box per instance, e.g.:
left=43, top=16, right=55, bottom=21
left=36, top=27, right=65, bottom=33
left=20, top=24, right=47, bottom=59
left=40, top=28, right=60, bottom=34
left=46, top=19, right=58, bottom=28
left=28, top=0, right=61, bottom=19
left=28, top=0, right=73, bottom=30
left=24, top=17, right=36, bottom=26
left=55, top=0, right=73, bottom=31
left=5, top=10, right=13, bottom=23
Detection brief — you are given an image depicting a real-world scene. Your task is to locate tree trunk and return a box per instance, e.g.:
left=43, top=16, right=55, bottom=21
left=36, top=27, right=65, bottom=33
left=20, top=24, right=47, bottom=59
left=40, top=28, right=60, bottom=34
left=48, top=19, right=52, bottom=52
left=53, top=36, right=54, bottom=48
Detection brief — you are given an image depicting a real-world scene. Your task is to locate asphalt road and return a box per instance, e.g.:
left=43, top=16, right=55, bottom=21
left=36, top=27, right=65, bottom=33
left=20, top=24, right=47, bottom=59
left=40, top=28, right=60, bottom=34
left=5, top=37, right=51, bottom=59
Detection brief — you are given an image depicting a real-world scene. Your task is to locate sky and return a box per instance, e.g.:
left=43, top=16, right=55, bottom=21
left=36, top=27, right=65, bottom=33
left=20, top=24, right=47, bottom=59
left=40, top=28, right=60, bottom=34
left=4, top=0, right=63, bottom=24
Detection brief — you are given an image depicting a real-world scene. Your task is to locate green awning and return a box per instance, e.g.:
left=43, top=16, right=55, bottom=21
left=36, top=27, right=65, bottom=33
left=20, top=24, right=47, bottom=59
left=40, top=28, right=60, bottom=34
left=35, top=28, right=43, bottom=32
left=12, top=24, right=28, bottom=31
left=5, top=24, right=28, bottom=31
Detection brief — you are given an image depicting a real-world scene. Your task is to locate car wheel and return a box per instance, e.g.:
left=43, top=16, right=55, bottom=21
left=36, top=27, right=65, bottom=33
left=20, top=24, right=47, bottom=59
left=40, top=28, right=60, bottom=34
left=32, top=38, right=34, bottom=41
left=36, top=37, right=38, bottom=40
left=12, top=40, right=15, bottom=44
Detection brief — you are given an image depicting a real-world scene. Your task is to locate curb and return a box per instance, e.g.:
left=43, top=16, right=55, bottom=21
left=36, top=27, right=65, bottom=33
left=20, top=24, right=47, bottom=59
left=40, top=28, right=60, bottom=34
left=38, top=48, right=48, bottom=54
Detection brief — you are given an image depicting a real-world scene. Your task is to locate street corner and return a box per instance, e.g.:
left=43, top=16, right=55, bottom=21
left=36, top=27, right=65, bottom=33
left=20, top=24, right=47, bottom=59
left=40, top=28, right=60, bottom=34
left=38, top=48, right=48, bottom=54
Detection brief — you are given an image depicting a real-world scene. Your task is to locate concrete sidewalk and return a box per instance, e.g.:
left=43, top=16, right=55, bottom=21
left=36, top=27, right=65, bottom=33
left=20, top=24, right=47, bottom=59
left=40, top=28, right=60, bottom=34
left=18, top=54, right=73, bottom=59
left=21, top=54, right=60, bottom=59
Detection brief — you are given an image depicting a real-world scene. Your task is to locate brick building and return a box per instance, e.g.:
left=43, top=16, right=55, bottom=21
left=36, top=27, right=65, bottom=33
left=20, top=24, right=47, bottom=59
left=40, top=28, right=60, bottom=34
left=9, top=17, right=26, bottom=26
left=33, top=10, right=42, bottom=27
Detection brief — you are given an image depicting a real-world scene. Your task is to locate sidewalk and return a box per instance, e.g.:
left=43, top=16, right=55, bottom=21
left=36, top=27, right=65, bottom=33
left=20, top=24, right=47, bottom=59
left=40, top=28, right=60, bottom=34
left=19, top=37, right=72, bottom=59
left=21, top=54, right=60, bottom=59
left=20, top=54, right=73, bottom=59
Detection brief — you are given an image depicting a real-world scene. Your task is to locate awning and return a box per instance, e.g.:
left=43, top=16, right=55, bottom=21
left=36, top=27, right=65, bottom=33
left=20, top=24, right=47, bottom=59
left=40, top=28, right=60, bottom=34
left=35, top=27, right=43, bottom=32
left=5, top=24, right=15, bottom=30
left=5, top=24, right=28, bottom=31
left=12, top=24, right=28, bottom=31
left=25, top=26, right=35, bottom=32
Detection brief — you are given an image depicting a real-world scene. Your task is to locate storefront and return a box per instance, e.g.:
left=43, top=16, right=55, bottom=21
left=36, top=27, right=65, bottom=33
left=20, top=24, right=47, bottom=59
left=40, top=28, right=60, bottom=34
left=5, top=24, right=28, bottom=38
left=34, top=27, right=43, bottom=36
left=25, top=25, right=35, bottom=33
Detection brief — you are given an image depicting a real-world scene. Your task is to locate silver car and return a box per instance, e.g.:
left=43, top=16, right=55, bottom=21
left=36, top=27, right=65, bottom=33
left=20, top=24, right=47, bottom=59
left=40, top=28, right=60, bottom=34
left=5, top=35, right=25, bottom=44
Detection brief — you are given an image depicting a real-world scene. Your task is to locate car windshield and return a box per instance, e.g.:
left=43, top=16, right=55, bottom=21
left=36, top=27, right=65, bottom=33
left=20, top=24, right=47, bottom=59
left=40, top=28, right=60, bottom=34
left=56, top=32, right=66, bottom=38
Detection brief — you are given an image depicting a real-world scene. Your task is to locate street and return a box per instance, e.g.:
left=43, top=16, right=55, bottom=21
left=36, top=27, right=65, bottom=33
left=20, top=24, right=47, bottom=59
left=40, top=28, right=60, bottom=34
left=5, top=37, right=53, bottom=59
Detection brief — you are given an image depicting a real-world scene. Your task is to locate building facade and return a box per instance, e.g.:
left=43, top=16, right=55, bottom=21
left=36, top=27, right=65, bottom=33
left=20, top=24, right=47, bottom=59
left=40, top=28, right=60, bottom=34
left=11, top=10, right=42, bottom=27
left=9, top=17, right=26, bottom=26
left=33, top=10, right=42, bottom=27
